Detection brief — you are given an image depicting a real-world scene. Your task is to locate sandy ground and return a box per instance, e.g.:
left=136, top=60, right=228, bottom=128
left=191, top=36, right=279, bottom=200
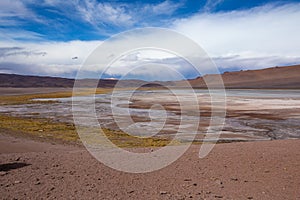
left=1, top=133, right=299, bottom=200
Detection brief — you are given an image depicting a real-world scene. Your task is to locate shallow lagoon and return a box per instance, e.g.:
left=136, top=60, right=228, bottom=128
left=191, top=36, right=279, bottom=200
left=1, top=89, right=300, bottom=142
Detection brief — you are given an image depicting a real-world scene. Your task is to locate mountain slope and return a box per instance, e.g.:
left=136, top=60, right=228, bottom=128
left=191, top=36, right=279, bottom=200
left=185, top=64, right=300, bottom=89
left=0, top=64, right=299, bottom=89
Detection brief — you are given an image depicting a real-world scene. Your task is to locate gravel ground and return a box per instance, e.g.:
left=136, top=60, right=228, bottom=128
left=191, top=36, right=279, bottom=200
left=1, top=133, right=300, bottom=199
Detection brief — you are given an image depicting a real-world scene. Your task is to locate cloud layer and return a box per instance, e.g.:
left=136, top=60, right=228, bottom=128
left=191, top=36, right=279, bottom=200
left=0, top=1, right=300, bottom=79
left=173, top=3, right=300, bottom=70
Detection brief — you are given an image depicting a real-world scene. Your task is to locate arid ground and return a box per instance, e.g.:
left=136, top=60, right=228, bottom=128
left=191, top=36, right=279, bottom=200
left=1, top=134, right=300, bottom=199
left=1, top=88, right=300, bottom=199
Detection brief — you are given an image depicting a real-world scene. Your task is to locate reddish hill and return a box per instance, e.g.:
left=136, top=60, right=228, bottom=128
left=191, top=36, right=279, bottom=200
left=0, top=65, right=299, bottom=89
left=184, top=65, right=300, bottom=89
left=0, top=74, right=146, bottom=88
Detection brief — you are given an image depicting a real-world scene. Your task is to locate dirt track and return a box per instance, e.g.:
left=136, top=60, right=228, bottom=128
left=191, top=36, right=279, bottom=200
left=1, top=133, right=299, bottom=199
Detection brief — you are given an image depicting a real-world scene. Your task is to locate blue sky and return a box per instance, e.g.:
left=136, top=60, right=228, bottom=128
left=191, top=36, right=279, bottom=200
left=1, top=0, right=300, bottom=80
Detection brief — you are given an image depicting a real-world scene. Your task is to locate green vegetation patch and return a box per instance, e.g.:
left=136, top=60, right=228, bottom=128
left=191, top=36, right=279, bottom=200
left=0, top=114, right=177, bottom=147
left=0, top=114, right=79, bottom=142
left=0, top=87, right=180, bottom=147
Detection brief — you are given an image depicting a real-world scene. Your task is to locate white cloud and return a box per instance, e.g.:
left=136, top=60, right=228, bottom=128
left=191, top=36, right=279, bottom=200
left=0, top=0, right=31, bottom=18
left=105, top=49, right=194, bottom=81
left=76, top=0, right=134, bottom=28
left=41, top=0, right=182, bottom=32
left=0, top=29, right=208, bottom=80
left=0, top=40, right=100, bottom=77
left=203, top=0, right=224, bottom=12
left=144, top=0, right=182, bottom=15
left=1, top=2, right=300, bottom=79
left=0, top=29, right=44, bottom=41
left=172, top=3, right=300, bottom=69
left=0, top=0, right=43, bottom=24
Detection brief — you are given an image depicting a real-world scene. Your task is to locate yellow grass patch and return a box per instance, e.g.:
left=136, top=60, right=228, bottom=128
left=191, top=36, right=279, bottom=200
left=0, top=114, right=176, bottom=147
left=0, top=88, right=112, bottom=105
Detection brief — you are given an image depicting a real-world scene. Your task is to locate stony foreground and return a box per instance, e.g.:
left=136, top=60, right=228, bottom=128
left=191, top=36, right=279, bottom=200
left=1, top=134, right=299, bottom=199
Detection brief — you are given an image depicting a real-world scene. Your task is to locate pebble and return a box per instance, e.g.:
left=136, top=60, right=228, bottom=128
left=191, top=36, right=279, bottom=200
left=215, top=195, right=223, bottom=198
left=69, top=171, right=76, bottom=175
left=35, top=181, right=41, bottom=185
left=14, top=180, right=21, bottom=184
left=160, top=191, right=167, bottom=195
left=230, top=178, right=238, bottom=181
left=0, top=171, right=8, bottom=176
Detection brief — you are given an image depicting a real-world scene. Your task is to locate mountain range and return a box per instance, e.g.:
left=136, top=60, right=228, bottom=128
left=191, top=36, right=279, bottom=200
left=0, top=64, right=299, bottom=89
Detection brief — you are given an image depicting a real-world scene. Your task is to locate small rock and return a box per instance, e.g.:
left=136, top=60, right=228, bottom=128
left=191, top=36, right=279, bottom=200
left=247, top=197, right=253, bottom=199
left=215, top=195, right=223, bottom=198
left=69, top=171, right=75, bottom=175
left=160, top=191, right=167, bottom=195
left=215, top=179, right=223, bottom=185
left=184, top=178, right=192, bottom=181
left=0, top=171, right=8, bottom=176
left=128, top=190, right=134, bottom=194
left=193, top=183, right=197, bottom=186
left=50, top=187, right=55, bottom=191
left=35, top=181, right=41, bottom=185
left=230, top=178, right=238, bottom=181
left=15, top=157, right=21, bottom=161
left=14, top=180, right=21, bottom=184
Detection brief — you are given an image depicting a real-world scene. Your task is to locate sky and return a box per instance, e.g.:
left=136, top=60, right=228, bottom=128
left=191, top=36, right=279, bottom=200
left=1, top=0, right=300, bottom=80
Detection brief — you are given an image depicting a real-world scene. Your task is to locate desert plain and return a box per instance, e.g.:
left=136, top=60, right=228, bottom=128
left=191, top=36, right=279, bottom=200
left=0, top=84, right=300, bottom=199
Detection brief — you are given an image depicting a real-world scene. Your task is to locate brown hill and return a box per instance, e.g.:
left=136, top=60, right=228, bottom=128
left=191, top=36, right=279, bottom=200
left=0, top=74, right=75, bottom=87
left=184, top=64, right=300, bottom=89
left=0, top=74, right=147, bottom=88
left=0, top=64, right=299, bottom=89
